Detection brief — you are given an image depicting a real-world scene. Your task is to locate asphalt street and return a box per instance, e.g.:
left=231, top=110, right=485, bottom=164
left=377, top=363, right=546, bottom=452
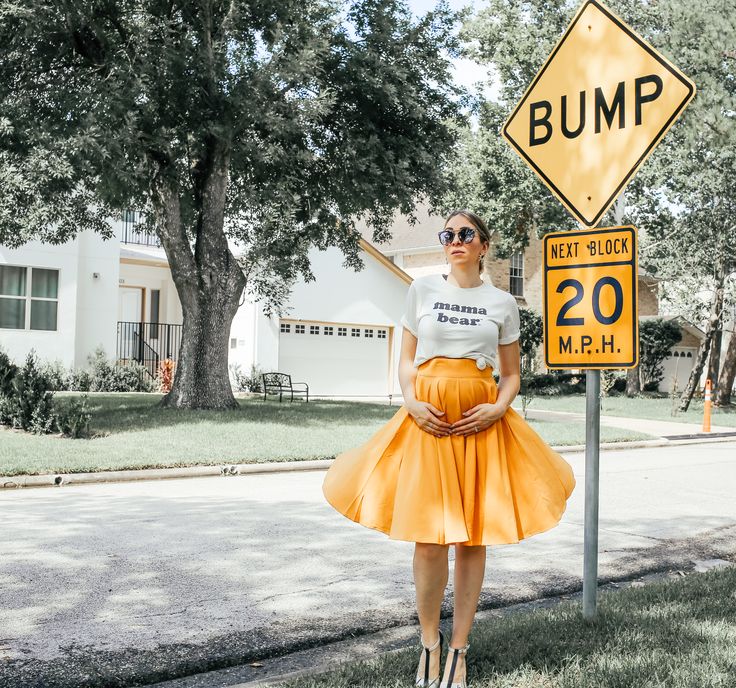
left=1, top=440, right=735, bottom=687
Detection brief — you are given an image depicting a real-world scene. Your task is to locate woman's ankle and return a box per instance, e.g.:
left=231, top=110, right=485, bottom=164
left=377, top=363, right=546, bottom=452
left=448, top=638, right=468, bottom=650
left=421, top=630, right=441, bottom=647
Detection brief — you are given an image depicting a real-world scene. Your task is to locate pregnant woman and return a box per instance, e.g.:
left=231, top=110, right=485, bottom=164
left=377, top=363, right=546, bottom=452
left=322, top=209, right=576, bottom=688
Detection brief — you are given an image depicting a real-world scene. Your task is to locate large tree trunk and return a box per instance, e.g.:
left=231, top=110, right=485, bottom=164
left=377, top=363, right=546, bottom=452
left=149, top=139, right=247, bottom=410
left=707, top=326, right=723, bottom=390
left=714, top=331, right=736, bottom=406
left=706, top=264, right=725, bottom=390
left=163, top=281, right=244, bottom=409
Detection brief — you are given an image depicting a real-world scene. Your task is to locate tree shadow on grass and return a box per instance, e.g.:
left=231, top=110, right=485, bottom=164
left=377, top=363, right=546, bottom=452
left=74, top=393, right=402, bottom=436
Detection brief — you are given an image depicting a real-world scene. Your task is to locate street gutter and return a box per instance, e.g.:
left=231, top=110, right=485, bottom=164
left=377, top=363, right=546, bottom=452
left=2, top=434, right=735, bottom=490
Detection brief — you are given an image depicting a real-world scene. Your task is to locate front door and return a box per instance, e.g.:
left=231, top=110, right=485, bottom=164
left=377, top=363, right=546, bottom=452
left=118, top=287, right=144, bottom=362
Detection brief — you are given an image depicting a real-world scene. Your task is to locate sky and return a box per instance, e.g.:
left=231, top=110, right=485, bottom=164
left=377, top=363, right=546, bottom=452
left=405, top=0, right=499, bottom=103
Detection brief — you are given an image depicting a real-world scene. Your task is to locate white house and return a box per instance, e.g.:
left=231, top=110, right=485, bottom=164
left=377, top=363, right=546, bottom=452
left=0, top=204, right=719, bottom=398
left=0, top=212, right=413, bottom=399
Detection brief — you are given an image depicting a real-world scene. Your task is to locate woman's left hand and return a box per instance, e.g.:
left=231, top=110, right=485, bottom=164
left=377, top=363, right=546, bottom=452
left=449, top=402, right=507, bottom=435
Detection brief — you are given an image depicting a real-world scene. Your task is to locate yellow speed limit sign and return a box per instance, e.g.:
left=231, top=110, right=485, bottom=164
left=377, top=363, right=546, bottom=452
left=543, top=226, right=638, bottom=369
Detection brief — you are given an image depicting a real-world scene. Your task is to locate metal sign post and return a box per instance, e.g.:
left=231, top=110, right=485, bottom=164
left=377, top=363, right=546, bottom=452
left=583, top=366, right=600, bottom=618
left=580, top=193, right=626, bottom=619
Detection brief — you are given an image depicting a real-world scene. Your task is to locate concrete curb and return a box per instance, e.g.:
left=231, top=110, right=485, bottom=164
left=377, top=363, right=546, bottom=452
left=0, top=459, right=334, bottom=489
left=1, top=433, right=734, bottom=490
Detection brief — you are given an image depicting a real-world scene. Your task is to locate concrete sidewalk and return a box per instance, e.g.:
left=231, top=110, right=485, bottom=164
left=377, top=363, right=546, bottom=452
left=1, top=440, right=735, bottom=688
left=522, top=407, right=735, bottom=438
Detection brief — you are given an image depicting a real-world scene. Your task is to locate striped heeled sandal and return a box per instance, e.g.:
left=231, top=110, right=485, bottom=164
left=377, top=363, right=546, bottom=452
left=415, top=628, right=444, bottom=687
left=439, top=640, right=470, bottom=688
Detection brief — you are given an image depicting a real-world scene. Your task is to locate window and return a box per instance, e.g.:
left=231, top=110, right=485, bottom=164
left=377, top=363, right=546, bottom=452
left=365, top=329, right=374, bottom=338
left=310, top=325, right=319, bottom=335
left=0, top=265, right=58, bottom=331
left=377, top=329, right=387, bottom=339
left=338, top=327, right=347, bottom=336
left=280, top=323, right=290, bottom=333
left=230, top=337, right=237, bottom=349
left=351, top=327, right=360, bottom=337
left=509, top=252, right=524, bottom=297
left=323, top=326, right=333, bottom=335
left=295, top=324, right=305, bottom=334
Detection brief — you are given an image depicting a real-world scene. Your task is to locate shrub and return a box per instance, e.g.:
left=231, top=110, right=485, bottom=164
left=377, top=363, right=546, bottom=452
left=156, top=358, right=176, bottom=393
left=528, top=371, right=587, bottom=396
left=67, top=367, right=93, bottom=391
left=0, top=394, right=13, bottom=426
left=54, top=394, right=92, bottom=438
left=3, top=350, right=55, bottom=433
left=39, top=359, right=70, bottom=391
left=0, top=346, right=19, bottom=398
left=612, top=375, right=627, bottom=393
left=230, top=362, right=265, bottom=393
left=86, top=345, right=156, bottom=392
left=0, top=348, right=93, bottom=438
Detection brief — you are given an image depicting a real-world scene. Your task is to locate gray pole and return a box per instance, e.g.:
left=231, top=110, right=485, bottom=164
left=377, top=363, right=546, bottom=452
left=582, top=192, right=626, bottom=620
left=582, top=367, right=601, bottom=619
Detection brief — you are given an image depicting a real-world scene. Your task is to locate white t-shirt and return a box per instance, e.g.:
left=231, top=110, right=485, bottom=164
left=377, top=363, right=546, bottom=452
left=400, top=273, right=521, bottom=370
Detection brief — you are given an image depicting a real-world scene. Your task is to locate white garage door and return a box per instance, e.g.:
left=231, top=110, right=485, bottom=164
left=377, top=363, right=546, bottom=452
left=660, top=347, right=697, bottom=393
left=278, top=320, right=390, bottom=397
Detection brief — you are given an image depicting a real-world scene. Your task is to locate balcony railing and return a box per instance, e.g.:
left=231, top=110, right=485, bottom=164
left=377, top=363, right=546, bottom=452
left=121, top=211, right=162, bottom=248
left=116, top=321, right=182, bottom=380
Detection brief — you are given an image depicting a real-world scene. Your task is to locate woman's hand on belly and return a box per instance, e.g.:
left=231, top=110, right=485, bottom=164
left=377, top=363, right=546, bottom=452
left=405, top=399, right=453, bottom=437
left=449, top=402, right=507, bottom=436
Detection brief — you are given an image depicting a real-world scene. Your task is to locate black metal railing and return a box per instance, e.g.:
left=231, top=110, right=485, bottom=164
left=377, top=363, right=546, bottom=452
left=121, top=210, right=162, bottom=247
left=116, top=321, right=182, bottom=379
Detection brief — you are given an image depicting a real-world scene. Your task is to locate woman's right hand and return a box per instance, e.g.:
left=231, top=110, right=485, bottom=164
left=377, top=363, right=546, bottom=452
left=405, top=399, right=453, bottom=437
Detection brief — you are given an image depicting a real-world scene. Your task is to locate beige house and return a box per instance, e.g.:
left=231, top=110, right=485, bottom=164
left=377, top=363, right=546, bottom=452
left=357, top=202, right=702, bottom=387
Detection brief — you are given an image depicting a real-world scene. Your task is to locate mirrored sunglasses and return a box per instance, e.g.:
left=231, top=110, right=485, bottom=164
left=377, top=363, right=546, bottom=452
left=438, top=227, right=476, bottom=246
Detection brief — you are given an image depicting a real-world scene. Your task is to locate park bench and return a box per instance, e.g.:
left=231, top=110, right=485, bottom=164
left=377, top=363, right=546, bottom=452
left=261, top=372, right=309, bottom=403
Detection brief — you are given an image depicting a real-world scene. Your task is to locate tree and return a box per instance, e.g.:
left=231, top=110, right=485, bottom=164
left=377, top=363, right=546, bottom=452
left=0, top=0, right=469, bottom=409
left=518, top=306, right=542, bottom=417
left=437, top=2, right=578, bottom=258
left=716, top=330, right=736, bottom=406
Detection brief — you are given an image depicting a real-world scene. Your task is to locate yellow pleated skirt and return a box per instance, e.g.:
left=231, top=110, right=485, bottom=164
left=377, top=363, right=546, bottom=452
left=322, top=356, right=576, bottom=546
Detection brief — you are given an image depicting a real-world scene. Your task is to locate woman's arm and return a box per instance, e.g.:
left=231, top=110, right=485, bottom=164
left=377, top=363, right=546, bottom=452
left=495, top=339, right=521, bottom=412
left=398, top=326, right=419, bottom=404
left=399, top=326, right=453, bottom=436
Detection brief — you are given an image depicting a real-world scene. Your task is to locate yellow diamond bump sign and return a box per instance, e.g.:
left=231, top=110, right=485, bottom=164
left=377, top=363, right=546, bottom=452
left=502, top=0, right=695, bottom=227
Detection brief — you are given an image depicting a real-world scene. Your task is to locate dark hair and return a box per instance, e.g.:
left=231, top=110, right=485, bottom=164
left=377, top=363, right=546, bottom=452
left=444, top=209, right=492, bottom=274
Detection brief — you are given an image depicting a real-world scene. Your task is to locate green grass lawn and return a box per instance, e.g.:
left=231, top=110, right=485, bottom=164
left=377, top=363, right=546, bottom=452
left=520, top=393, right=736, bottom=427
left=274, top=566, right=736, bottom=688
left=0, top=393, right=650, bottom=476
